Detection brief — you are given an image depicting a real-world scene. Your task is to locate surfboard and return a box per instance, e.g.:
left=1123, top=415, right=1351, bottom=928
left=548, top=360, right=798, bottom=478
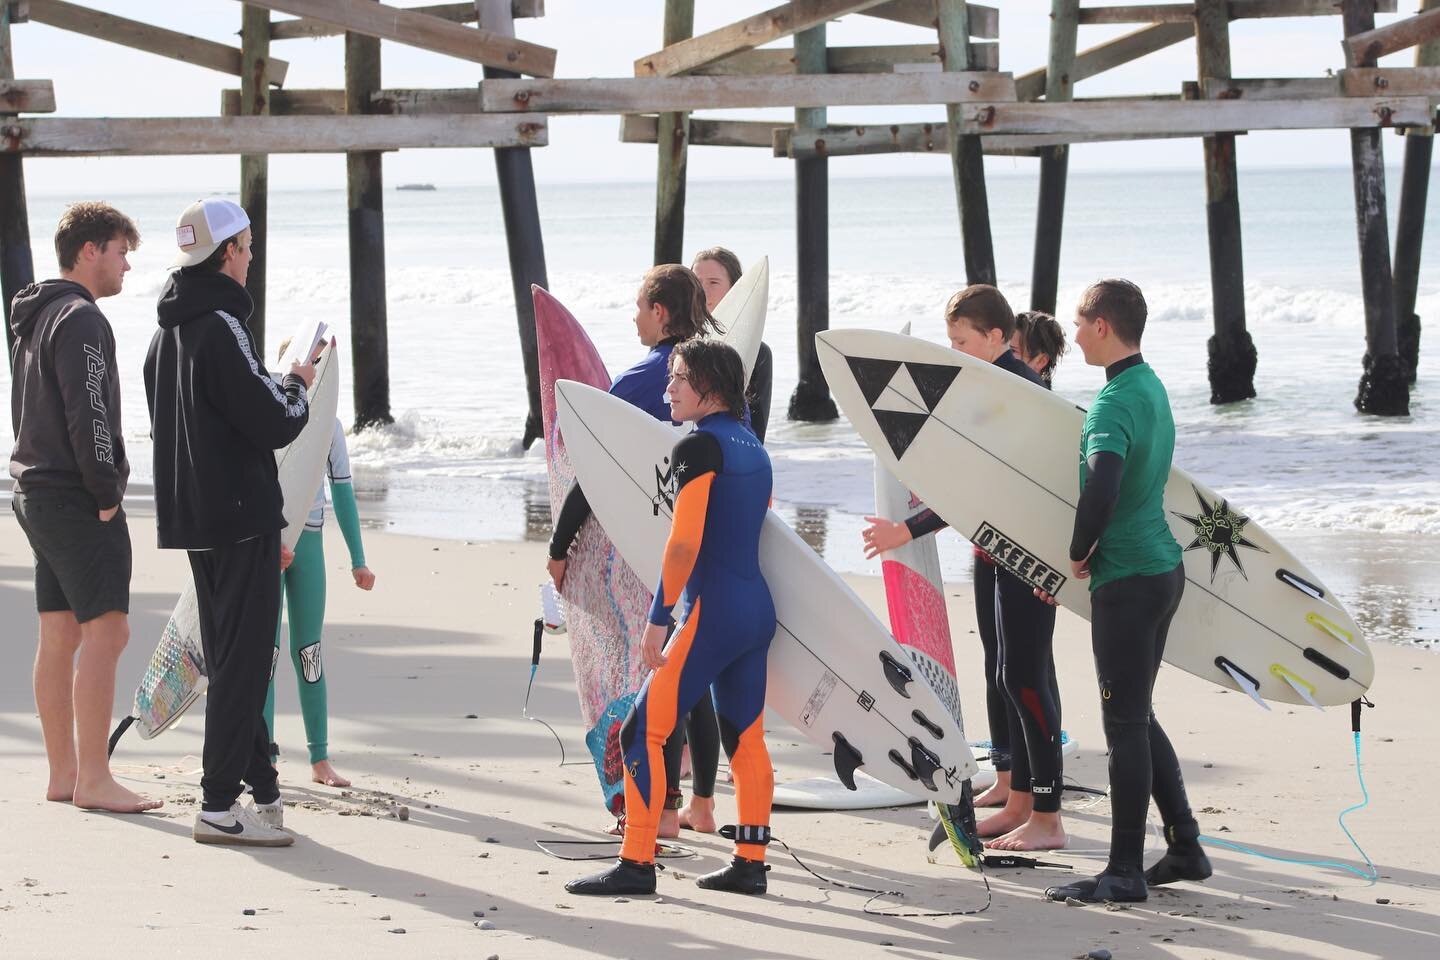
left=555, top=380, right=980, bottom=807
left=816, top=328, right=1374, bottom=708
left=535, top=285, right=653, bottom=817
left=712, top=256, right=768, bottom=383
left=116, top=329, right=341, bottom=748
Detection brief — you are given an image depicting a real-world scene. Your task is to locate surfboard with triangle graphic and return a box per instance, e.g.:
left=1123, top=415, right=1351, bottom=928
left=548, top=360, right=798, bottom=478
left=816, top=328, right=1372, bottom=708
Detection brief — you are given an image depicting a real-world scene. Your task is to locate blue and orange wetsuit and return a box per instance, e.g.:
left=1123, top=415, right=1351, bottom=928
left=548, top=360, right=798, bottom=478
left=619, top=413, right=776, bottom=864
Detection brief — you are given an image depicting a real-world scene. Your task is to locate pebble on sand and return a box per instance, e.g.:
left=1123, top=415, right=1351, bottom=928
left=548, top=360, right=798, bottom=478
left=242, top=909, right=256, bottom=916
left=389, top=928, right=406, bottom=934
left=475, top=919, right=496, bottom=930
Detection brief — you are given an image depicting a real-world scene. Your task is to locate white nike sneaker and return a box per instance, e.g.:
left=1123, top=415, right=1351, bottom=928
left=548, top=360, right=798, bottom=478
left=193, top=802, right=293, bottom=847
left=250, top=797, right=285, bottom=830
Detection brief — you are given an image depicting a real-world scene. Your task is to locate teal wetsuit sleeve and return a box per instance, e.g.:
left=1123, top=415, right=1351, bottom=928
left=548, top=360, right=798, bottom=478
left=330, top=481, right=366, bottom=567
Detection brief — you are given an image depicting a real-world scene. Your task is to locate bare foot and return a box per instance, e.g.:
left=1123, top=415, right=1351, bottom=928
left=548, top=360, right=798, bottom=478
left=658, top=807, right=680, bottom=839
left=678, top=796, right=716, bottom=833
left=975, top=771, right=1011, bottom=808
left=73, top=777, right=163, bottom=813
left=46, top=772, right=76, bottom=803
left=311, top=760, right=351, bottom=788
left=977, top=808, right=1029, bottom=838
left=984, top=815, right=1067, bottom=851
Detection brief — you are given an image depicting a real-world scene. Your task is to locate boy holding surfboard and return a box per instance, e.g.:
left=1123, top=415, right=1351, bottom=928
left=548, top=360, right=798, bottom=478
left=1039, top=279, right=1211, bottom=904
left=145, top=199, right=314, bottom=847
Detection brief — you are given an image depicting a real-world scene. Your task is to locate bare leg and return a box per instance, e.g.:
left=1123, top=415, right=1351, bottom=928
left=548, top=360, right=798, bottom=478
left=984, top=809, right=1067, bottom=850
left=71, top=612, right=162, bottom=813
left=974, top=769, right=1010, bottom=808
left=34, top=612, right=82, bottom=802
left=311, top=759, right=351, bottom=787
left=658, top=806, right=680, bottom=839
left=677, top=794, right=717, bottom=833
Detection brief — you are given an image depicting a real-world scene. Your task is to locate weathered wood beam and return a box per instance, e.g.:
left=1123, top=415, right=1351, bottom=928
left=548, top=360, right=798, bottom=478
left=481, top=72, right=1016, bottom=113
left=774, top=121, right=1198, bottom=158
left=621, top=114, right=783, bottom=148
left=0, top=1, right=35, bottom=361
left=3, top=3, right=27, bottom=24
left=0, top=115, right=548, bottom=155
left=222, top=86, right=490, bottom=116
left=1198, top=76, right=1340, bottom=99
left=864, top=1, right=999, bottom=39
left=1079, top=1, right=1396, bottom=24
left=1017, top=21, right=1194, bottom=101
left=0, top=78, right=50, bottom=112
left=653, top=0, right=693, bottom=266
left=240, top=3, right=271, bottom=348
left=690, top=42, right=998, bottom=76
left=25, top=0, right=290, bottom=86
left=946, top=96, right=1431, bottom=135
left=1342, top=65, right=1440, bottom=96
left=269, top=1, right=544, bottom=40
left=1032, top=0, right=1079, bottom=316
left=1345, top=7, right=1440, bottom=66
left=635, top=0, right=889, bottom=77
left=231, top=0, right=555, bottom=76
left=1392, top=0, right=1439, bottom=386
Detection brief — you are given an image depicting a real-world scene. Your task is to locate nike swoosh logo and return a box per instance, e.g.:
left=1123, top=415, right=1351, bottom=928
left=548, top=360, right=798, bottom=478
left=204, top=818, right=246, bottom=835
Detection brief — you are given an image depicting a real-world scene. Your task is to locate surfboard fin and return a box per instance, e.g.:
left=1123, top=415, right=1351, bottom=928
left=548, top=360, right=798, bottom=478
left=1271, top=664, right=1324, bottom=711
left=831, top=732, right=864, bottom=791
left=907, top=737, right=943, bottom=792
left=1306, top=612, right=1364, bottom=655
left=1216, top=657, right=1270, bottom=711
left=879, top=650, right=914, bottom=698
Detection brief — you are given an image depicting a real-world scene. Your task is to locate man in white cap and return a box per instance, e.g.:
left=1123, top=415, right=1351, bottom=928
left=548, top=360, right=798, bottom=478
left=144, top=198, right=315, bottom=846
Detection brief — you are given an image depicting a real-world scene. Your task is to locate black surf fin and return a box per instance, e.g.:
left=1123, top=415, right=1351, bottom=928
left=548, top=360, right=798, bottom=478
left=831, top=732, right=864, bottom=790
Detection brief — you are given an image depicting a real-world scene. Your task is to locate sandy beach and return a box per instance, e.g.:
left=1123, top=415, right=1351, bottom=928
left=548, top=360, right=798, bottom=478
left=1, top=510, right=1436, bottom=959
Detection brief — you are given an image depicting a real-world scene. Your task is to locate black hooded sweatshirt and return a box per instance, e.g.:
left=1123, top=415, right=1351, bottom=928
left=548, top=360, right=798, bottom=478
left=8, top=280, right=128, bottom=509
left=145, top=269, right=309, bottom=550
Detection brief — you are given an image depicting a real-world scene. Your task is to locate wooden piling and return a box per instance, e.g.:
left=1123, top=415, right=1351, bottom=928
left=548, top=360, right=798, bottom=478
left=788, top=23, right=837, bottom=422
left=1343, top=0, right=1408, bottom=415
left=938, top=0, right=996, bottom=286
left=345, top=1, right=392, bottom=429
left=0, top=2, right=35, bottom=362
left=653, top=0, right=694, bottom=266
left=240, top=4, right=270, bottom=350
left=1391, top=0, right=1439, bottom=386
left=479, top=0, right=549, bottom=448
left=1196, top=0, right=1256, bottom=404
left=1030, top=0, right=1078, bottom=315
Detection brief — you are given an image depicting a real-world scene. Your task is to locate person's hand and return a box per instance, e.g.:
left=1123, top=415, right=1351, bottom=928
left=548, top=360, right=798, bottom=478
left=98, top=504, right=119, bottom=522
left=861, top=516, right=912, bottom=559
left=1070, top=556, right=1091, bottom=582
left=289, top=359, right=316, bottom=389
left=280, top=544, right=295, bottom=571
left=1033, top=588, right=1058, bottom=606
left=641, top=621, right=669, bottom=671
left=547, top=557, right=568, bottom=593
left=352, top=565, right=375, bottom=590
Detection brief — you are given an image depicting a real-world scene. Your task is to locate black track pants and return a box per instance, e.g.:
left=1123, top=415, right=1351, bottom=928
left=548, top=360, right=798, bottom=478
left=190, top=532, right=283, bottom=812
left=1090, top=562, right=1194, bottom=870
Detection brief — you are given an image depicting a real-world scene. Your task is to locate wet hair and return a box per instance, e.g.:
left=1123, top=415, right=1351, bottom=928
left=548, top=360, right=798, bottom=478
left=642, top=264, right=723, bottom=340
left=1014, top=311, right=1068, bottom=383
left=690, top=246, right=743, bottom=287
left=944, top=284, right=1015, bottom=340
left=1078, top=279, right=1147, bottom=347
left=183, top=232, right=244, bottom=275
left=54, top=202, right=140, bottom=271
left=671, top=339, right=746, bottom=419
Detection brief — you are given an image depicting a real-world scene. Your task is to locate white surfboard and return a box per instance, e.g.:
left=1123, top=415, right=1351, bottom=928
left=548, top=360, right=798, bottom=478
left=124, top=335, right=340, bottom=742
left=714, top=256, right=768, bottom=383
left=816, top=329, right=1373, bottom=708
left=556, top=380, right=979, bottom=807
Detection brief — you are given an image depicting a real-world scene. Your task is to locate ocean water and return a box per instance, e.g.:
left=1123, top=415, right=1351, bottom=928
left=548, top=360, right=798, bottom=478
left=6, top=168, right=1438, bottom=649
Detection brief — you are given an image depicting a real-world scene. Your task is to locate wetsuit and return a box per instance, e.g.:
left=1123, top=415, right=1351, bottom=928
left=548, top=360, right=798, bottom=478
left=1047, top=353, right=1201, bottom=903
left=619, top=415, right=775, bottom=864
left=264, top=419, right=367, bottom=764
left=549, top=339, right=722, bottom=809
left=905, top=349, right=1063, bottom=807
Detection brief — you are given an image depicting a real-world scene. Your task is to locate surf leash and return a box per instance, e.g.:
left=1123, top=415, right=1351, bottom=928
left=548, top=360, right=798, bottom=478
left=755, top=830, right=991, bottom=917
left=522, top=617, right=571, bottom=766
left=1199, top=696, right=1378, bottom=883
left=534, top=837, right=697, bottom=861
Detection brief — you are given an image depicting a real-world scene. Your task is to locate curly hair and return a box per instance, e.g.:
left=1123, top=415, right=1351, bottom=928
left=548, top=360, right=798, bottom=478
left=54, top=202, right=140, bottom=271
left=642, top=264, right=723, bottom=340
left=671, top=339, right=746, bottom=419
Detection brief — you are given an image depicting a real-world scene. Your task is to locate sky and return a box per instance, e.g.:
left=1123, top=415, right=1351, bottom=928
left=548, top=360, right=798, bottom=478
left=6, top=0, right=1431, bottom=195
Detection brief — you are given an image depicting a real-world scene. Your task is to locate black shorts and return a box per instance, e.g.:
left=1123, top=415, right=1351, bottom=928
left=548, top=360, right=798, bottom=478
left=12, top=489, right=131, bottom=622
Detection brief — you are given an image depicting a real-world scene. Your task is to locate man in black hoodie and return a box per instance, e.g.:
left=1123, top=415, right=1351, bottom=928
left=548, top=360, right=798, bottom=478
left=9, top=202, right=162, bottom=815
left=145, top=198, right=314, bottom=847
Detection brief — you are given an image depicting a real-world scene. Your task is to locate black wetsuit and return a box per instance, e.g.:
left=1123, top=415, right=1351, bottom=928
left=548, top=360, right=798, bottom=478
left=904, top=349, right=1063, bottom=806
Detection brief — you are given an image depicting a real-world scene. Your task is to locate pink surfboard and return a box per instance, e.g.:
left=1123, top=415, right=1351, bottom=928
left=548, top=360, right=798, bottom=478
left=535, top=285, right=653, bottom=816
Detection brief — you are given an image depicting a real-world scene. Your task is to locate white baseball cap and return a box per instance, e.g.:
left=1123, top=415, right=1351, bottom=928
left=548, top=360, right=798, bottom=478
left=172, top=197, right=250, bottom=267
